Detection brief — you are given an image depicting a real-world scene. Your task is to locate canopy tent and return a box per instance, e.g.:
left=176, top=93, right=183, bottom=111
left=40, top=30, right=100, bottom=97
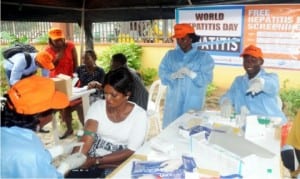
left=1, top=0, right=297, bottom=51
left=1, top=0, right=297, bottom=22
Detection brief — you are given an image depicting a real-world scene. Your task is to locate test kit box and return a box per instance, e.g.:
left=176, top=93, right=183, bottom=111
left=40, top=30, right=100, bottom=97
left=51, top=74, right=72, bottom=98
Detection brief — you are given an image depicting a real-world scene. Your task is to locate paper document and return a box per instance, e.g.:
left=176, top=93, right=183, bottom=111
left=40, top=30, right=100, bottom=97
left=72, top=86, right=88, bottom=93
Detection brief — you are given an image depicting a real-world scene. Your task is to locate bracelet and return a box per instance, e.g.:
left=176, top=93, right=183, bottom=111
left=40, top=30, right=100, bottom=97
left=95, top=156, right=103, bottom=165
left=77, top=129, right=97, bottom=140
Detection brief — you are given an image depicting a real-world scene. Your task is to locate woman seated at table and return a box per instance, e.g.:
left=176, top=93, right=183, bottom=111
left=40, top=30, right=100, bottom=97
left=66, top=67, right=148, bottom=178
left=60, top=50, right=105, bottom=139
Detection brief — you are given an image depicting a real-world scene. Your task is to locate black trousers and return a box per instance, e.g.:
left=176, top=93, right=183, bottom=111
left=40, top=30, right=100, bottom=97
left=65, top=167, right=106, bottom=178
left=281, top=147, right=300, bottom=171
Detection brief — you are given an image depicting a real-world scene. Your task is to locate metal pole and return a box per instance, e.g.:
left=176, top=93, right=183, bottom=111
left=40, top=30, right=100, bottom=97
left=79, top=0, right=86, bottom=65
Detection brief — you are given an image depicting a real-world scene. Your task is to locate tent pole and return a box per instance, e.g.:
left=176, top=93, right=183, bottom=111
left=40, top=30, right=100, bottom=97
left=79, top=0, right=86, bottom=65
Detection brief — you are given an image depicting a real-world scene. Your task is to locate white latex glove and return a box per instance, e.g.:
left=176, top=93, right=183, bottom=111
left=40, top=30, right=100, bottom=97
left=160, top=159, right=183, bottom=172
left=57, top=152, right=87, bottom=175
left=170, top=70, right=184, bottom=80
left=247, top=77, right=265, bottom=95
left=240, top=105, right=250, bottom=116
left=179, top=67, right=197, bottom=79
left=48, top=142, right=84, bottom=159
left=220, top=99, right=232, bottom=118
left=239, top=105, right=250, bottom=127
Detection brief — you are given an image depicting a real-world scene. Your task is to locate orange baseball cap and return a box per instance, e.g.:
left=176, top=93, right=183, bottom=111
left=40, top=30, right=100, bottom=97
left=172, top=23, right=196, bottom=38
left=240, top=45, right=263, bottom=59
left=8, top=75, right=69, bottom=115
left=48, top=27, right=65, bottom=40
left=35, top=51, right=55, bottom=70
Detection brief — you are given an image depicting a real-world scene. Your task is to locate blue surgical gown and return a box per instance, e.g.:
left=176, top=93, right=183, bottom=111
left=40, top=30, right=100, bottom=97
left=1, top=127, right=63, bottom=178
left=159, top=46, right=214, bottom=128
left=220, top=69, right=287, bottom=123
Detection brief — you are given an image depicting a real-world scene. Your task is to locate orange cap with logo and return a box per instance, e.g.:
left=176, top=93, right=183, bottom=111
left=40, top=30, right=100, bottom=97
left=8, top=75, right=69, bottom=115
left=240, top=45, right=263, bottom=59
left=172, top=23, right=195, bottom=38
left=35, top=51, right=55, bottom=70
left=48, top=27, right=65, bottom=40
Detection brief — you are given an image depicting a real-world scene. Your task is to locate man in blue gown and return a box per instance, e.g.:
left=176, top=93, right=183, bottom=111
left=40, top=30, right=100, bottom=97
left=219, top=44, right=286, bottom=123
left=159, top=23, right=215, bottom=128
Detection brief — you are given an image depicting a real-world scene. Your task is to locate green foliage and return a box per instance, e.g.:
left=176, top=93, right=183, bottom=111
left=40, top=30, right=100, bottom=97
left=32, top=33, right=48, bottom=44
left=206, top=83, right=217, bottom=97
left=98, top=43, right=142, bottom=72
left=1, top=65, right=9, bottom=95
left=0, top=31, right=29, bottom=45
left=280, top=80, right=300, bottom=119
left=140, top=68, right=157, bottom=86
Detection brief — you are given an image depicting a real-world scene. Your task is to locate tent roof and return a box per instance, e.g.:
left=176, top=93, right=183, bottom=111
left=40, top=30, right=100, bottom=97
left=1, top=0, right=297, bottom=22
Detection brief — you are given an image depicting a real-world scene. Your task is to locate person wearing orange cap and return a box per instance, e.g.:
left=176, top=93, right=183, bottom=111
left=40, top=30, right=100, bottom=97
left=45, top=27, right=78, bottom=78
left=1, top=75, right=86, bottom=178
left=59, top=50, right=106, bottom=139
left=3, top=50, right=55, bottom=86
left=219, top=44, right=286, bottom=123
left=45, top=27, right=79, bottom=138
left=159, top=23, right=214, bottom=128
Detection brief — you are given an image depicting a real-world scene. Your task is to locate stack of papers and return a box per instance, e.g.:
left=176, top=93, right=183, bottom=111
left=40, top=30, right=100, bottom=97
left=72, top=86, right=88, bottom=93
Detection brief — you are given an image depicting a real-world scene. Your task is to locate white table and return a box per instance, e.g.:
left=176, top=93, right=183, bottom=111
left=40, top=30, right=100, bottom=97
left=52, top=88, right=96, bottom=144
left=69, top=88, right=96, bottom=117
left=107, top=110, right=281, bottom=179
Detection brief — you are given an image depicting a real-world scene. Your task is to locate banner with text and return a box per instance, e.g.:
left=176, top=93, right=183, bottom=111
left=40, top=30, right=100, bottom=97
left=175, top=4, right=300, bottom=70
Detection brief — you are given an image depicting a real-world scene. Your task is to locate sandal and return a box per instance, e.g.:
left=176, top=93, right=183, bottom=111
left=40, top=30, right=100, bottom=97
left=59, top=130, right=73, bottom=139
left=39, top=128, right=50, bottom=133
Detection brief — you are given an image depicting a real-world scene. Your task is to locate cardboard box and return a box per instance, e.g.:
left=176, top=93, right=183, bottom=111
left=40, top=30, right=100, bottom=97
left=51, top=74, right=72, bottom=98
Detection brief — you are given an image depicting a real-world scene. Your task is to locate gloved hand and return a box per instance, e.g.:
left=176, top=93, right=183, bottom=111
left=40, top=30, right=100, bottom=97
left=239, top=105, right=250, bottom=128
left=170, top=70, right=184, bottom=80
left=220, top=99, right=232, bottom=118
left=57, top=152, right=87, bottom=175
left=179, top=67, right=197, bottom=79
left=48, top=142, right=84, bottom=159
left=240, top=105, right=249, bottom=116
left=160, top=159, right=183, bottom=172
left=247, top=77, right=265, bottom=95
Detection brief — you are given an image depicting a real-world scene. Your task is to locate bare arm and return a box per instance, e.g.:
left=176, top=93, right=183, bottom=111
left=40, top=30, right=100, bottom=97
left=76, top=119, right=98, bottom=155
left=78, top=119, right=134, bottom=168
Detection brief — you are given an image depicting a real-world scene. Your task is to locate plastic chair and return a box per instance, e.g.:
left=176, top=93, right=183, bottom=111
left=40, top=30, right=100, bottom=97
left=146, top=80, right=166, bottom=139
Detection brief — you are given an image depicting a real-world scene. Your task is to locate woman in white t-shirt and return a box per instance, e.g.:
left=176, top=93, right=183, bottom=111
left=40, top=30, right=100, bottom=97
left=66, top=67, right=148, bottom=178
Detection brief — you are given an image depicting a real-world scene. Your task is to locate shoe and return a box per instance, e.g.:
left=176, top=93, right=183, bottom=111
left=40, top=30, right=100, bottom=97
left=59, top=130, right=73, bottom=139
left=39, top=128, right=50, bottom=133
